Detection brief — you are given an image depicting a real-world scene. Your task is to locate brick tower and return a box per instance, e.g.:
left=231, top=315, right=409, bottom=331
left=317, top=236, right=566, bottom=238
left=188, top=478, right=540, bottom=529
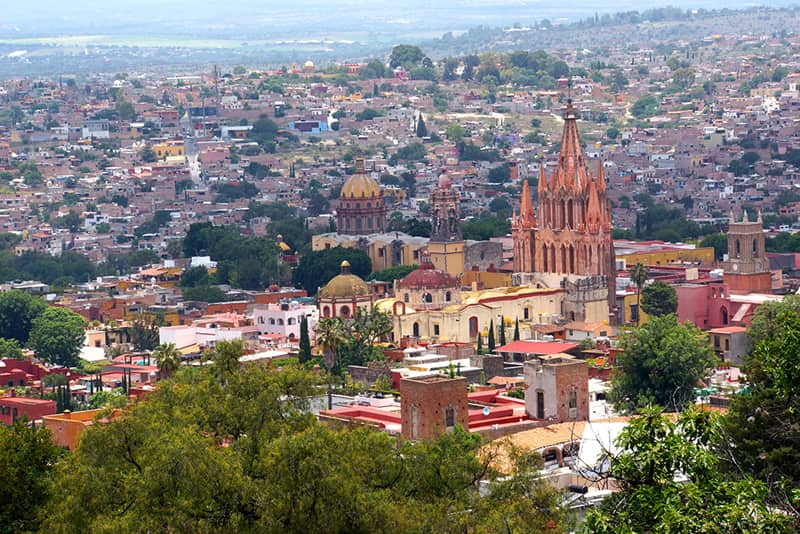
left=400, top=375, right=468, bottom=441
left=722, top=210, right=772, bottom=293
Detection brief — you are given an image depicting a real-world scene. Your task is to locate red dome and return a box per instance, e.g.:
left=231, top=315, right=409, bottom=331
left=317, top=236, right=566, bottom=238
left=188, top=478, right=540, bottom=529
left=397, top=262, right=458, bottom=289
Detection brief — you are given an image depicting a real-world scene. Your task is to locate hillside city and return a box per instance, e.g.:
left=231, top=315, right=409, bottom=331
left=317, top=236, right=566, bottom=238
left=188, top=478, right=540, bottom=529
left=2, top=5, right=800, bottom=532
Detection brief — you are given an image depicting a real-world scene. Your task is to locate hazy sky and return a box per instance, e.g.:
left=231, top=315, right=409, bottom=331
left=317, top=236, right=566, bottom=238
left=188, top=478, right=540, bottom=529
left=2, top=0, right=795, bottom=36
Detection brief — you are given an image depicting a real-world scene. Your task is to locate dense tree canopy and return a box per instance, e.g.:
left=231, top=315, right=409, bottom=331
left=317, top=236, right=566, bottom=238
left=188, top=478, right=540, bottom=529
left=722, top=300, right=800, bottom=495
left=292, top=246, right=371, bottom=295
left=182, top=222, right=282, bottom=289
left=582, top=408, right=793, bottom=533
left=640, top=281, right=678, bottom=317
left=28, top=307, right=87, bottom=367
left=0, top=421, right=62, bottom=534
left=41, top=341, right=572, bottom=532
left=610, top=314, right=717, bottom=412
left=0, top=290, right=46, bottom=344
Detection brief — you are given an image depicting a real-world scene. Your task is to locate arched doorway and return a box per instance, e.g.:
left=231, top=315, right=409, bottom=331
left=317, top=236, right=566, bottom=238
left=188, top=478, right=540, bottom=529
left=412, top=322, right=420, bottom=337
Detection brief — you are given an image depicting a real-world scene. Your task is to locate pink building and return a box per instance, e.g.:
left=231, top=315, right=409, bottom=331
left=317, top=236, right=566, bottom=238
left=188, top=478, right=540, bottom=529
left=0, top=393, right=56, bottom=425
left=676, top=282, right=782, bottom=329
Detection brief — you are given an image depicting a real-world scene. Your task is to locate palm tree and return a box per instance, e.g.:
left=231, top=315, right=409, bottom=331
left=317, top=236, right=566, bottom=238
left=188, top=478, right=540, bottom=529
left=314, top=318, right=347, bottom=410
left=630, top=263, right=649, bottom=326
left=154, top=343, right=182, bottom=379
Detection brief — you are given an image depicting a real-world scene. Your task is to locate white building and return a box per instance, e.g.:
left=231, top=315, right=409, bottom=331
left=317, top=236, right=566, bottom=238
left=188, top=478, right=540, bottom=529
left=252, top=301, right=319, bottom=342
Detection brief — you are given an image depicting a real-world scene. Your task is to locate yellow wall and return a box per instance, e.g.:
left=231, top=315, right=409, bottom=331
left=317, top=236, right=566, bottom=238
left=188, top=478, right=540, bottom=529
left=462, top=270, right=512, bottom=289
left=153, top=141, right=185, bottom=160
left=312, top=237, right=426, bottom=272
left=621, top=292, right=650, bottom=325
left=618, top=247, right=715, bottom=268
left=428, top=241, right=465, bottom=277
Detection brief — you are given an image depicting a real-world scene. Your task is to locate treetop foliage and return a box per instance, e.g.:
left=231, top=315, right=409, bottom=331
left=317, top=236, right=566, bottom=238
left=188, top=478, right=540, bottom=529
left=39, top=341, right=572, bottom=533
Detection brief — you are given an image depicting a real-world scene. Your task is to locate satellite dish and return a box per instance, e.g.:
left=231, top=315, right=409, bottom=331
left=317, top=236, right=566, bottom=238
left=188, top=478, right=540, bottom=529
left=482, top=406, right=491, bottom=416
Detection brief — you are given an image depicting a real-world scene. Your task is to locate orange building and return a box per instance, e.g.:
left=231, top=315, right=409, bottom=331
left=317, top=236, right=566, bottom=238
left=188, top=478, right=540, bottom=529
left=42, top=409, right=124, bottom=450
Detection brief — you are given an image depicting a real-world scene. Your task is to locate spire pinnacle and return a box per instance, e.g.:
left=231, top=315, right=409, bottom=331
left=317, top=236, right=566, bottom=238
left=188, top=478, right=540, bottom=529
left=743, top=209, right=749, bottom=223
left=538, top=165, right=547, bottom=193
left=558, top=100, right=585, bottom=191
left=596, top=159, right=606, bottom=193
left=587, top=179, right=601, bottom=230
left=519, top=178, right=535, bottom=226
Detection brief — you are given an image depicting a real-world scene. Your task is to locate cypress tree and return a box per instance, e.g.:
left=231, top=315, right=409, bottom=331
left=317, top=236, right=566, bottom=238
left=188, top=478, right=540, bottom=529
left=499, top=319, right=507, bottom=346
left=514, top=318, right=520, bottom=341
left=299, top=316, right=311, bottom=364
left=416, top=114, right=427, bottom=138
left=488, top=320, right=496, bottom=353
left=476, top=329, right=483, bottom=354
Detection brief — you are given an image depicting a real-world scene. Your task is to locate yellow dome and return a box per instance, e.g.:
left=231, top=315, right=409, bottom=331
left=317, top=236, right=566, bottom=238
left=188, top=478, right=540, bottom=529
left=304, top=60, right=315, bottom=69
left=320, top=274, right=369, bottom=298
left=319, top=260, right=369, bottom=298
left=341, top=157, right=381, bottom=198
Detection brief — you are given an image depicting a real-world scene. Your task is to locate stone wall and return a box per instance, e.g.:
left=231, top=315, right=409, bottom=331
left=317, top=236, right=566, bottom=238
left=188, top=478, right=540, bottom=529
left=347, top=365, right=392, bottom=387
left=465, top=241, right=504, bottom=271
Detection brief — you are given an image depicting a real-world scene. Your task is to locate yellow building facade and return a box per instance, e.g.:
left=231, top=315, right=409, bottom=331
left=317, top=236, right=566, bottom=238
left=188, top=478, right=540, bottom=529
left=311, top=234, right=428, bottom=272
left=152, top=140, right=186, bottom=160
left=377, top=286, right=565, bottom=344
left=616, top=246, right=715, bottom=268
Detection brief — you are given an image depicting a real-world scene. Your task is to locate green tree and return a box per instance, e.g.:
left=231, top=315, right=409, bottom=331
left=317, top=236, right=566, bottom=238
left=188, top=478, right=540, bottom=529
left=671, top=67, right=696, bottom=91
left=314, top=317, right=347, bottom=382
left=28, top=307, right=86, bottom=367
left=0, top=338, right=24, bottom=359
left=416, top=114, right=427, bottom=138
left=298, top=315, right=312, bottom=364
left=129, top=313, right=165, bottom=352
left=182, top=285, right=228, bottom=303
left=488, top=319, right=496, bottom=352
left=700, top=233, right=728, bottom=260
left=631, top=95, right=659, bottom=119
left=115, top=99, right=135, bottom=121
left=40, top=352, right=572, bottom=532
left=208, top=339, right=244, bottom=380
left=153, top=343, right=182, bottom=379
left=180, top=266, right=211, bottom=287
left=389, top=44, right=425, bottom=68
left=641, top=281, right=678, bottom=317
left=629, top=263, right=648, bottom=326
left=0, top=290, right=46, bottom=344
left=369, top=264, right=418, bottom=283
left=582, top=408, right=792, bottom=533
left=513, top=318, right=520, bottom=341
left=747, top=294, right=800, bottom=347
left=0, top=420, right=62, bottom=534
left=722, top=306, right=800, bottom=495
left=292, top=247, right=371, bottom=296
left=610, top=314, right=717, bottom=412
